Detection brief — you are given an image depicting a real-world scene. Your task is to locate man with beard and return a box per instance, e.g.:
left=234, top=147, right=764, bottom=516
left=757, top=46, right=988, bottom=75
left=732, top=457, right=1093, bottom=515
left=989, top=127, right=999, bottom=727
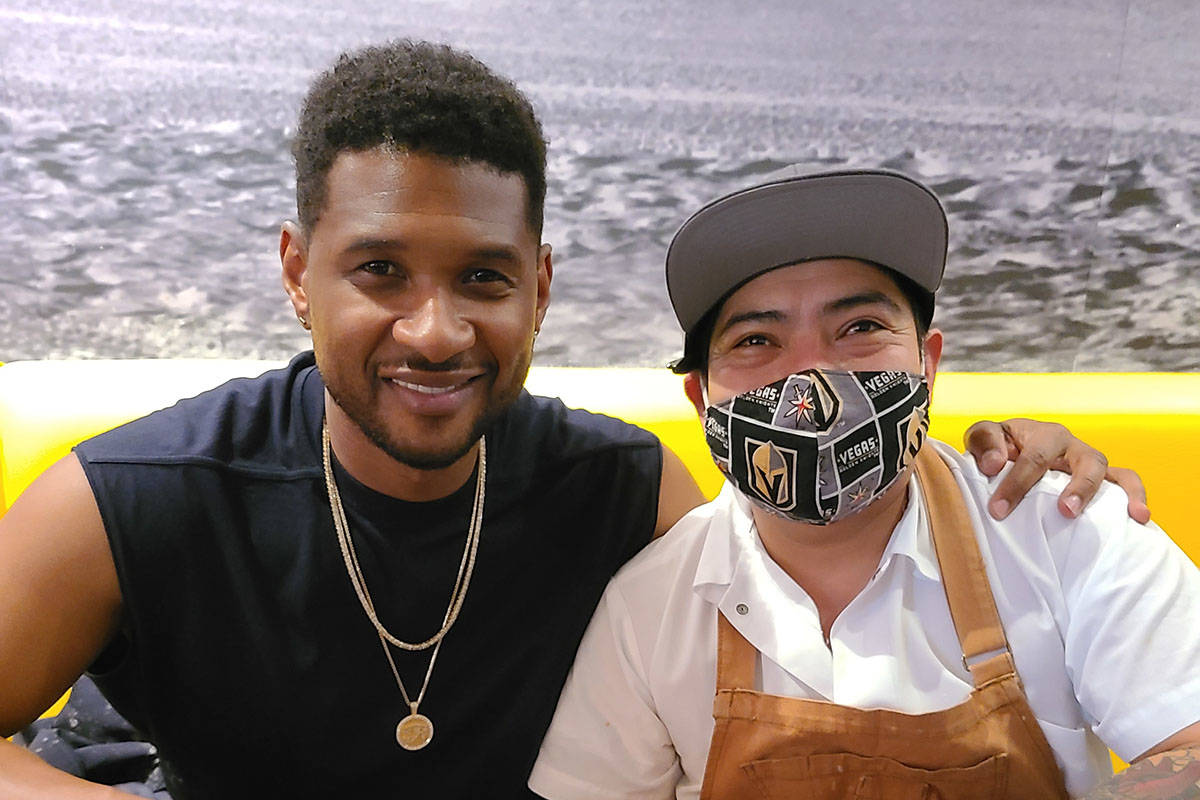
left=0, top=42, right=1148, bottom=799
left=529, top=169, right=1200, bottom=800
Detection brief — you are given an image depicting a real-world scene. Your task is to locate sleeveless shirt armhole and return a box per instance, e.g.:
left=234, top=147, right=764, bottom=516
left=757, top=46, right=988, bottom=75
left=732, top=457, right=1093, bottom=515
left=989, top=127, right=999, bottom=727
left=70, top=452, right=143, bottom=718
left=70, top=446, right=129, bottom=631
left=644, top=438, right=665, bottom=550
left=69, top=446, right=144, bottom=692
left=616, top=432, right=664, bottom=569
left=86, top=627, right=132, bottom=677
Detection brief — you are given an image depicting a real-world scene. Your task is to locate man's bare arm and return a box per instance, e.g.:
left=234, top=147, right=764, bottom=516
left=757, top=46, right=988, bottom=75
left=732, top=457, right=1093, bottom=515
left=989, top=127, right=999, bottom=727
left=655, top=418, right=1151, bottom=540
left=654, top=445, right=705, bottom=538
left=0, top=744, right=136, bottom=800
left=0, top=454, right=133, bottom=799
left=1083, top=723, right=1200, bottom=799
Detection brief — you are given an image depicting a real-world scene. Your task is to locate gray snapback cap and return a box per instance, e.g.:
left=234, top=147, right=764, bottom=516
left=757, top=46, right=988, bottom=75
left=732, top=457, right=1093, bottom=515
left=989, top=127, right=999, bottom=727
left=665, top=168, right=948, bottom=340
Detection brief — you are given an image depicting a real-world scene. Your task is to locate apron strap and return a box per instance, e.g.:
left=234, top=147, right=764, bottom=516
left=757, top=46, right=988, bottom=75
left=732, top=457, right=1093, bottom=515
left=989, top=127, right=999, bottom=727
left=913, top=448, right=1016, bottom=689
left=714, top=611, right=756, bottom=691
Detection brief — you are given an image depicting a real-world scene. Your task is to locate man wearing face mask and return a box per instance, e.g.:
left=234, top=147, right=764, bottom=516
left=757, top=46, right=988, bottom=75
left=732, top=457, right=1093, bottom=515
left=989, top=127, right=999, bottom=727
left=529, top=169, right=1200, bottom=799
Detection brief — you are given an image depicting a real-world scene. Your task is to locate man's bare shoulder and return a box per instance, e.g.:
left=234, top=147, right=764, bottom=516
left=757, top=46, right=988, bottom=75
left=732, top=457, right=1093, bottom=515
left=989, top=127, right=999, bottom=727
left=0, top=454, right=122, bottom=736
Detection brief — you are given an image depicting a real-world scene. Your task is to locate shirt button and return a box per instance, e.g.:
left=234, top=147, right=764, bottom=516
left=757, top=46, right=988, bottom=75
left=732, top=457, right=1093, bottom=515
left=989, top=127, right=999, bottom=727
left=735, top=603, right=749, bottom=615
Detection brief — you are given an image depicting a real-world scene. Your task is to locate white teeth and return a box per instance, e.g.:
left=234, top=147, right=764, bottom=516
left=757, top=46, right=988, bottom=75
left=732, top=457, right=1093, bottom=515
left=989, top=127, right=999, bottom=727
left=390, top=379, right=458, bottom=395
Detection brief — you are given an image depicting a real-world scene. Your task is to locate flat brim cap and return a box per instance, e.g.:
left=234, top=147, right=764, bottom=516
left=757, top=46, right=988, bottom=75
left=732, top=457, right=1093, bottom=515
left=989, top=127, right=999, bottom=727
left=666, top=168, right=948, bottom=338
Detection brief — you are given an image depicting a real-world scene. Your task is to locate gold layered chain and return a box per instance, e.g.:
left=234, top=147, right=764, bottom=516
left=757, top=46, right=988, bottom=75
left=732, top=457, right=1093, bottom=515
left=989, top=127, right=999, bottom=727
left=322, top=420, right=486, bottom=651
left=321, top=420, right=487, bottom=749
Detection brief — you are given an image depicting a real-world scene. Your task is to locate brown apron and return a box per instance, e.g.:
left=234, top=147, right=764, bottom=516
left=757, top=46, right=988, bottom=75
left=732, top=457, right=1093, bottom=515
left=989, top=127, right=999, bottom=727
left=698, top=448, right=1069, bottom=800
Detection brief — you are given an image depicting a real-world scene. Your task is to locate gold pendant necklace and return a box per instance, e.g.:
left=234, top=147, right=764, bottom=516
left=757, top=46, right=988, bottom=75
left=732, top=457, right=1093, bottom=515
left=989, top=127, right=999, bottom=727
left=322, top=420, right=486, bottom=750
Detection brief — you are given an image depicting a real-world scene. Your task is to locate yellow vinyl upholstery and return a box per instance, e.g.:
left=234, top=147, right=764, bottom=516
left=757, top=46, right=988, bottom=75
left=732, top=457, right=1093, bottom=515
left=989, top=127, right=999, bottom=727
left=3, top=361, right=1198, bottom=560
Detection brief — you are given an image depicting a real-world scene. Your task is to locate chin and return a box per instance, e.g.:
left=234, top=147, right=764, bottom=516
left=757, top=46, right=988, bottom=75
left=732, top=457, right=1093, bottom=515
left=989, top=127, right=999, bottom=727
left=345, top=405, right=490, bottom=471
left=372, top=430, right=482, bottom=472
left=333, top=386, right=520, bottom=473
left=320, top=345, right=533, bottom=472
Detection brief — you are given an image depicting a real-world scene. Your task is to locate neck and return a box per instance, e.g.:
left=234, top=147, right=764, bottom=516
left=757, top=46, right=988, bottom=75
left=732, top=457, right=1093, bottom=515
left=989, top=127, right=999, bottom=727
left=324, top=392, right=479, bottom=502
left=752, top=475, right=913, bottom=636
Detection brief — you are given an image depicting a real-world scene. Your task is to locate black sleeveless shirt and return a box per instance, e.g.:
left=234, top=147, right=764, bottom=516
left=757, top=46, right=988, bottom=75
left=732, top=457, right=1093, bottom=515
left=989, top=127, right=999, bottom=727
left=74, top=352, right=661, bottom=799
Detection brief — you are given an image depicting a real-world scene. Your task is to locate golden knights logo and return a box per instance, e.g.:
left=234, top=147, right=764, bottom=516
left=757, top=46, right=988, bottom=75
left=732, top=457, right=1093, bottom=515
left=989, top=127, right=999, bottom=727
left=745, top=437, right=797, bottom=508
left=896, top=404, right=929, bottom=472
left=782, top=371, right=840, bottom=432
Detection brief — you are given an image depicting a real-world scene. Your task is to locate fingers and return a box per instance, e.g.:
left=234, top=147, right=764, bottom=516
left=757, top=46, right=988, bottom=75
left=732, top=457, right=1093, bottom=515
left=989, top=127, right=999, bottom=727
left=963, top=420, right=1016, bottom=477
left=1052, top=449, right=1107, bottom=519
left=965, top=419, right=1152, bottom=524
left=1106, top=466, right=1151, bottom=524
left=986, top=432, right=1064, bottom=520
left=981, top=418, right=1111, bottom=521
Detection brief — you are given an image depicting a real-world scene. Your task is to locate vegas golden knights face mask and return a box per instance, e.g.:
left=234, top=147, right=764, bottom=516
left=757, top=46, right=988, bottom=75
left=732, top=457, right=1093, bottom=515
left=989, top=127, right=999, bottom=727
left=704, top=369, right=930, bottom=525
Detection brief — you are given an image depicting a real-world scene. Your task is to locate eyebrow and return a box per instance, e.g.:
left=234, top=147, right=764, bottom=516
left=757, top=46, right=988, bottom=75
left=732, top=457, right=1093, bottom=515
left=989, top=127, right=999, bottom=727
left=342, top=238, right=524, bottom=264
left=824, top=290, right=904, bottom=315
left=714, top=309, right=785, bottom=339
left=715, top=290, right=905, bottom=339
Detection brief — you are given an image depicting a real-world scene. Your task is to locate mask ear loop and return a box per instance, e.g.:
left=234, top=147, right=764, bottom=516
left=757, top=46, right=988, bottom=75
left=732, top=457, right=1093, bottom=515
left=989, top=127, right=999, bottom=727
left=700, top=381, right=710, bottom=409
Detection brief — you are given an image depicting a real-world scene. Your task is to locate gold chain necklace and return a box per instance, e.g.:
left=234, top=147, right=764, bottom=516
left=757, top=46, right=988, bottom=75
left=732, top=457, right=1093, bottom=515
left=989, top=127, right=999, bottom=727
left=322, top=420, right=486, bottom=750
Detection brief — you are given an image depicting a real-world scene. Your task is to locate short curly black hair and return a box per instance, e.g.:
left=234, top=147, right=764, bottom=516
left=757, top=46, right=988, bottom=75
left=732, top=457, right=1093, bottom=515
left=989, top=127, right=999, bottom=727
left=292, top=40, right=547, bottom=236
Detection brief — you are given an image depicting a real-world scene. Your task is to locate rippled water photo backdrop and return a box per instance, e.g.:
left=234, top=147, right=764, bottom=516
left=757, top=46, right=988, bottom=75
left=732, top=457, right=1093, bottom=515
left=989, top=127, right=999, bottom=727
left=2, top=0, right=1198, bottom=370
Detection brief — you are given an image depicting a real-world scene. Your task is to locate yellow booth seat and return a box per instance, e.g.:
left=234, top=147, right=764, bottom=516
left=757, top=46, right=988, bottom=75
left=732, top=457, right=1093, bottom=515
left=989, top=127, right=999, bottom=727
left=2, top=359, right=1199, bottom=552
left=2, top=359, right=1199, bottom=744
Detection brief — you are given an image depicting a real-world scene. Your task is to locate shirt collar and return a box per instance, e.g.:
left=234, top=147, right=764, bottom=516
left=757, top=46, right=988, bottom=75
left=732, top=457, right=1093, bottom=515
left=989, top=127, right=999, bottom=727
left=693, top=482, right=750, bottom=598
left=693, top=471, right=943, bottom=604
left=882, top=472, right=942, bottom=583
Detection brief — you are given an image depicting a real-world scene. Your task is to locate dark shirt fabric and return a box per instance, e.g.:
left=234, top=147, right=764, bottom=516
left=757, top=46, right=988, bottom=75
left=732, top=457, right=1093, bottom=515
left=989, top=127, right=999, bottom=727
left=67, top=352, right=661, bottom=799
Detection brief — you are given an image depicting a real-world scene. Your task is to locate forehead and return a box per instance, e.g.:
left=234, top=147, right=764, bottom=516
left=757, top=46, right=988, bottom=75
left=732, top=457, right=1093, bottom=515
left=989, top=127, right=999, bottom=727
left=715, top=258, right=909, bottom=322
left=315, top=148, right=534, bottom=247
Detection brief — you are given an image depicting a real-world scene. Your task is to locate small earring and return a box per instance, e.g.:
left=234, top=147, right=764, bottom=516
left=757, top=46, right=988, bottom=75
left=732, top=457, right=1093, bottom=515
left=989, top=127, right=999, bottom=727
left=297, top=314, right=310, bottom=330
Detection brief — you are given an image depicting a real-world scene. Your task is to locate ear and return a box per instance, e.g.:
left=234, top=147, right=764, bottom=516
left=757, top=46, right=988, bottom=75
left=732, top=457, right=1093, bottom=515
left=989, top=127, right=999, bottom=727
left=280, top=221, right=310, bottom=324
left=683, top=371, right=707, bottom=419
left=534, top=243, right=553, bottom=332
left=921, top=328, right=943, bottom=395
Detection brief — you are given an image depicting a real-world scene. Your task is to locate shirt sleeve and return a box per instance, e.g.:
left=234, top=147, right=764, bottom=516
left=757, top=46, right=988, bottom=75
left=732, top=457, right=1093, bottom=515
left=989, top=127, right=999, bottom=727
left=1057, top=495, right=1200, bottom=761
left=529, top=584, right=681, bottom=800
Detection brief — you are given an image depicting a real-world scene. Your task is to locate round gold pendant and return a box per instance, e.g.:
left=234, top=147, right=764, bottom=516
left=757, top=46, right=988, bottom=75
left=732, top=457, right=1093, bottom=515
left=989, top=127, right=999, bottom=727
left=396, top=713, right=434, bottom=751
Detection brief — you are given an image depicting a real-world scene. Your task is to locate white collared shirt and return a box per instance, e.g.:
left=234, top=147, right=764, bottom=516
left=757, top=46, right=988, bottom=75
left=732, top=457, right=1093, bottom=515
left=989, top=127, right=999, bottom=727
left=529, top=441, right=1200, bottom=799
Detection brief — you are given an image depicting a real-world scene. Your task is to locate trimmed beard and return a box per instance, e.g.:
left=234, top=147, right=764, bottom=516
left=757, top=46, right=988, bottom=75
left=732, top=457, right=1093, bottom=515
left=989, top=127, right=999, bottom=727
left=332, top=386, right=505, bottom=471
left=322, top=345, right=533, bottom=472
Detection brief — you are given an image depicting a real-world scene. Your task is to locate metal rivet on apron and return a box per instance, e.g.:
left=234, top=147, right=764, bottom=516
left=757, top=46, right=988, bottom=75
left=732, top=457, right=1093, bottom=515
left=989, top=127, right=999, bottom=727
left=735, top=603, right=749, bottom=615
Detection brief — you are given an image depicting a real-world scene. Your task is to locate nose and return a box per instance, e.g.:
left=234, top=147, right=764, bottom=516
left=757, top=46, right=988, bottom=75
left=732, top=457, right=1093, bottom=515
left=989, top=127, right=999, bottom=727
left=790, top=358, right=837, bottom=374
left=782, top=339, right=837, bottom=375
left=391, top=292, right=476, bottom=364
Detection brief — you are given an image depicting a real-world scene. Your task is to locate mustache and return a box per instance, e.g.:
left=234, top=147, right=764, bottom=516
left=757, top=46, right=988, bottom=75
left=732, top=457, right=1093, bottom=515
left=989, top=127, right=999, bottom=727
left=386, top=355, right=491, bottom=373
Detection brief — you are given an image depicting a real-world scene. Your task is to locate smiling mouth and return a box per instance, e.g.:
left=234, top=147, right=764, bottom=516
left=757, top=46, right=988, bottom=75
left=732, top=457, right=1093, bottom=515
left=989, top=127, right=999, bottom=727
left=388, top=379, right=469, bottom=395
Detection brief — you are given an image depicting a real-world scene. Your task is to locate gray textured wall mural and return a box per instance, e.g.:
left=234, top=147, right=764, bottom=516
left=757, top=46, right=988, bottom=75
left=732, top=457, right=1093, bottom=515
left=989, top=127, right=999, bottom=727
left=2, top=0, right=1198, bottom=371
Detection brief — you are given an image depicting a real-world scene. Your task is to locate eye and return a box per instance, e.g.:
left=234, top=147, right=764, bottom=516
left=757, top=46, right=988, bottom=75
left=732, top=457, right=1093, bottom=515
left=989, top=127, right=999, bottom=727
left=843, top=318, right=885, bottom=335
left=465, top=267, right=515, bottom=284
left=734, top=333, right=771, bottom=348
left=358, top=260, right=399, bottom=277
left=458, top=268, right=516, bottom=297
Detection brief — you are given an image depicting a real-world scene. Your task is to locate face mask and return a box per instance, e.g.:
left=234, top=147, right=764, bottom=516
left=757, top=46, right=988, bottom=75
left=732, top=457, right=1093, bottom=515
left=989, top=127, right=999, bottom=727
left=703, top=369, right=929, bottom=525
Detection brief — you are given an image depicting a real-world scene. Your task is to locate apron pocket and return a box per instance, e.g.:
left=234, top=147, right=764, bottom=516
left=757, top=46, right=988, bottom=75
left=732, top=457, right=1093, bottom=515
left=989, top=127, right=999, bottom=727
left=740, top=751, right=1009, bottom=800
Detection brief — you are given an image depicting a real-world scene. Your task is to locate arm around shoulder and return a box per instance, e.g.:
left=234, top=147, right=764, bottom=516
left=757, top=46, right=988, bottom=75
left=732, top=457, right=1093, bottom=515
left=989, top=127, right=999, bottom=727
left=0, top=454, right=130, bottom=798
